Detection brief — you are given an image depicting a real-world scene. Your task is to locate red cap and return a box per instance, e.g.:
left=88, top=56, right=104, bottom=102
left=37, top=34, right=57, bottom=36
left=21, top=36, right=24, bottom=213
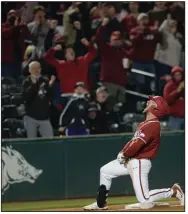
left=171, top=66, right=183, bottom=75
left=148, top=96, right=170, bottom=119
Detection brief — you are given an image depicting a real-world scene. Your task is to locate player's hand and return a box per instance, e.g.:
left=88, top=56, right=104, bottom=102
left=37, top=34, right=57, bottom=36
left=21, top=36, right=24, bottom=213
left=73, top=21, right=81, bottom=30
left=117, top=152, right=126, bottom=164
left=54, top=44, right=62, bottom=51
left=102, top=17, right=109, bottom=26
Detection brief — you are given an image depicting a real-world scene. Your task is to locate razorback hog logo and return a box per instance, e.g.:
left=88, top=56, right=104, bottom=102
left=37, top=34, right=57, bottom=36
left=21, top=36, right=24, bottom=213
left=2, top=145, right=43, bottom=194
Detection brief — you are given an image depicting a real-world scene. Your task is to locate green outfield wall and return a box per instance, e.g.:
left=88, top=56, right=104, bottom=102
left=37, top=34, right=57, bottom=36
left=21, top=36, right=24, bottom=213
left=2, top=131, right=185, bottom=202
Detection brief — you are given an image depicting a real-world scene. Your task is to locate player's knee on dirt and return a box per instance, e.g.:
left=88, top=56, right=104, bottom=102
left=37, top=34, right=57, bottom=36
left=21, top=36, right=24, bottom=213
left=96, top=185, right=109, bottom=208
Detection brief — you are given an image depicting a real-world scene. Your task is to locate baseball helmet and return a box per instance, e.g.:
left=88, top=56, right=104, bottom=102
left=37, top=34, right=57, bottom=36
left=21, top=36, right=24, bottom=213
left=148, top=96, right=170, bottom=119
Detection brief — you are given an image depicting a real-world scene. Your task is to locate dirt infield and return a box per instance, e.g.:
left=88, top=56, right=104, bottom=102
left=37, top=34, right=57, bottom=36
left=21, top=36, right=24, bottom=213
left=41, top=201, right=184, bottom=212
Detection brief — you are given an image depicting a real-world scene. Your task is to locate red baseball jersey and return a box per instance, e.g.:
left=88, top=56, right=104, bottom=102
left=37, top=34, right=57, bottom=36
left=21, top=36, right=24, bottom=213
left=123, top=118, right=161, bottom=159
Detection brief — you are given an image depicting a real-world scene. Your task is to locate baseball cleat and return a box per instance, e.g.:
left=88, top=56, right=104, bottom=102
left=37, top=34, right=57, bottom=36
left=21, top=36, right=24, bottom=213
left=83, top=202, right=108, bottom=210
left=172, top=183, right=184, bottom=206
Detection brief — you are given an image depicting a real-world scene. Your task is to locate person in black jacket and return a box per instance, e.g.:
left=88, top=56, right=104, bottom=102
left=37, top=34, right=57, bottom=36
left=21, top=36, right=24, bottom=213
left=22, top=61, right=56, bottom=138
left=58, top=82, right=89, bottom=136
left=88, top=86, right=110, bottom=134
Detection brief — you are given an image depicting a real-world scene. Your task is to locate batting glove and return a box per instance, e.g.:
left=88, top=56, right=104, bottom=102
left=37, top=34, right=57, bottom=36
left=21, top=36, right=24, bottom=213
left=117, top=152, right=126, bottom=164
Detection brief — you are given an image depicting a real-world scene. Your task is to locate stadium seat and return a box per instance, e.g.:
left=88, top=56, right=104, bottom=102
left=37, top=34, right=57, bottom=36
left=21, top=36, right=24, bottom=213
left=10, top=93, right=23, bottom=105
left=2, top=128, right=11, bottom=138
left=2, top=95, right=11, bottom=106
left=2, top=105, right=20, bottom=119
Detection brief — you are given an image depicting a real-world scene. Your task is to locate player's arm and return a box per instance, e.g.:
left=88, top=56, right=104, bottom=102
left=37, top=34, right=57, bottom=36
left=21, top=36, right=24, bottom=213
left=122, top=138, right=146, bottom=157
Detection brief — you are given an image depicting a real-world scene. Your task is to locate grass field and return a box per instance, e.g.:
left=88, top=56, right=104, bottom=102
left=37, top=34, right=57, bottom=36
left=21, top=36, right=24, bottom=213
left=2, top=196, right=184, bottom=212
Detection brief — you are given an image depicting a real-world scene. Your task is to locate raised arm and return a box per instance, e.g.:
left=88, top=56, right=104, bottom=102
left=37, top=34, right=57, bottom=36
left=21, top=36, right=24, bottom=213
left=95, top=18, right=109, bottom=48
left=81, top=38, right=97, bottom=64
left=43, top=45, right=62, bottom=68
left=163, top=81, right=184, bottom=105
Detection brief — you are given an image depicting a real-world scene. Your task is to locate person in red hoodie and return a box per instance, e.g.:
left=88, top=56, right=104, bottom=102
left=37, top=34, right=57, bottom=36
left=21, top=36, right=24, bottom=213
left=121, top=2, right=139, bottom=34
left=95, top=17, right=130, bottom=106
left=129, top=13, right=162, bottom=94
left=2, top=9, right=31, bottom=79
left=163, top=66, right=184, bottom=130
left=43, top=37, right=97, bottom=93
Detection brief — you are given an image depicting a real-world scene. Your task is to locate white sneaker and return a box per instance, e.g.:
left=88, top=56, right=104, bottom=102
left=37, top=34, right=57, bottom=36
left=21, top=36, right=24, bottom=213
left=83, top=202, right=108, bottom=210
left=172, top=183, right=184, bottom=206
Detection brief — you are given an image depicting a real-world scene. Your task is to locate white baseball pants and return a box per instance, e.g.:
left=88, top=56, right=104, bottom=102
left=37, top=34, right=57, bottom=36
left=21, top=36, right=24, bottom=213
left=100, top=159, right=173, bottom=203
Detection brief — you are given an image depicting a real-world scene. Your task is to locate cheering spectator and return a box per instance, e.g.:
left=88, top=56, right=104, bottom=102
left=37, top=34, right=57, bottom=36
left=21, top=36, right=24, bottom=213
left=43, top=38, right=97, bottom=93
left=148, top=1, right=168, bottom=26
left=59, top=82, right=89, bottom=136
left=27, top=6, right=58, bottom=58
left=101, top=3, right=124, bottom=41
left=155, top=18, right=182, bottom=95
left=129, top=13, right=162, bottom=94
left=96, top=17, right=130, bottom=106
left=22, top=61, right=55, bottom=138
left=163, top=66, right=184, bottom=130
left=121, top=2, right=139, bottom=33
left=89, top=6, right=102, bottom=41
left=63, top=2, right=81, bottom=46
left=19, top=2, right=39, bottom=24
left=2, top=9, right=31, bottom=79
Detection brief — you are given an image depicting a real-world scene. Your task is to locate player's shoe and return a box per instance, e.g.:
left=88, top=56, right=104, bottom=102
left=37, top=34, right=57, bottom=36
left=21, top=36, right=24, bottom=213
left=83, top=202, right=108, bottom=210
left=172, top=183, right=184, bottom=206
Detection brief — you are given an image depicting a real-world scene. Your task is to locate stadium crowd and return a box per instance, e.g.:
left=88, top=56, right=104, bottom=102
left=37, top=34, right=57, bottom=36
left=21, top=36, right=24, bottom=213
left=1, top=1, right=185, bottom=138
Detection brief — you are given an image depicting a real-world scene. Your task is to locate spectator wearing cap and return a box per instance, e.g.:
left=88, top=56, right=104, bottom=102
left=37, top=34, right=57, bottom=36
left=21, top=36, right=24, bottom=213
left=22, top=61, right=56, bottom=138
left=58, top=82, right=89, bottom=136
left=129, top=13, right=162, bottom=94
left=95, top=17, right=131, bottom=107
left=121, top=2, right=139, bottom=34
left=44, top=37, right=97, bottom=93
left=163, top=66, right=184, bottom=130
left=155, top=17, right=182, bottom=95
left=27, top=6, right=59, bottom=58
left=2, top=9, right=31, bottom=79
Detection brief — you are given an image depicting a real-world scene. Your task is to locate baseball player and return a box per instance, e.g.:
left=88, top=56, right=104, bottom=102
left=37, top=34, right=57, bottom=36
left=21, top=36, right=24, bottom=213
left=84, top=96, right=184, bottom=210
